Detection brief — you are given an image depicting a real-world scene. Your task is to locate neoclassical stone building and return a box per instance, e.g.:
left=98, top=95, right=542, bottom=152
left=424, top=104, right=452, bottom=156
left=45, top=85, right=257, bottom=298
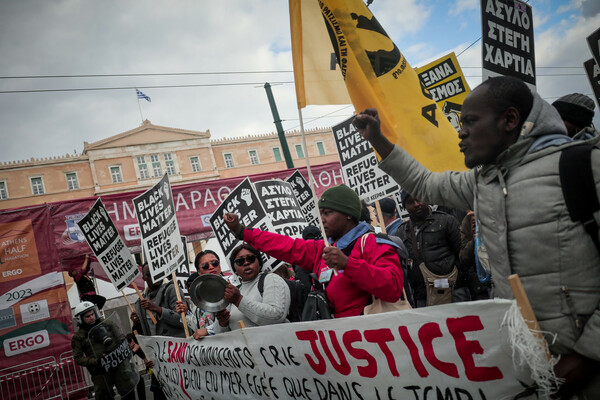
left=0, top=120, right=338, bottom=210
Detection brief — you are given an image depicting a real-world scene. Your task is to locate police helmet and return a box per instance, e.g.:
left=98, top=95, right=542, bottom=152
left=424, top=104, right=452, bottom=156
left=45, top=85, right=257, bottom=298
left=74, top=301, right=100, bottom=325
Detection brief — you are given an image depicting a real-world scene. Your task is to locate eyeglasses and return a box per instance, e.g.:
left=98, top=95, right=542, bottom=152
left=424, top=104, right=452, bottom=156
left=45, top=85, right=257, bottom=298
left=233, top=254, right=257, bottom=267
left=200, top=259, right=220, bottom=270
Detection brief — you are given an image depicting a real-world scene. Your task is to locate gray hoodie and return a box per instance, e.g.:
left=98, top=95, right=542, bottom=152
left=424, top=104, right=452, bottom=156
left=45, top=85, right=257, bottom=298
left=379, top=91, right=600, bottom=361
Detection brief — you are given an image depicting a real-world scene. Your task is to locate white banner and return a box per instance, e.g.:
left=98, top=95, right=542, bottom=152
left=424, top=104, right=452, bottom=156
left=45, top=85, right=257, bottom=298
left=138, top=300, right=542, bottom=400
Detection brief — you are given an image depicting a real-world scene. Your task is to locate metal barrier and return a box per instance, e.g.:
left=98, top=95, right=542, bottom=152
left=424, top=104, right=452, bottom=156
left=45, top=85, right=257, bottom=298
left=59, top=351, right=92, bottom=399
left=0, top=353, right=91, bottom=400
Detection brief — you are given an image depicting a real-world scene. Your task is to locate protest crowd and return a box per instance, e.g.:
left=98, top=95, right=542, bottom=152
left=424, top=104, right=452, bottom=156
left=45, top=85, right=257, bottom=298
left=68, top=76, right=600, bottom=400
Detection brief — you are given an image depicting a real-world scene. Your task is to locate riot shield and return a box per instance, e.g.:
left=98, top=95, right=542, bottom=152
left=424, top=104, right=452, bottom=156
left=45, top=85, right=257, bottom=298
left=88, top=312, right=140, bottom=398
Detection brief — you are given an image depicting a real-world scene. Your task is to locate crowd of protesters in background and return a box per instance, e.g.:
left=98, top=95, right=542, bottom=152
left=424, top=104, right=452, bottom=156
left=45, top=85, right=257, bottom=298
left=73, top=78, right=599, bottom=399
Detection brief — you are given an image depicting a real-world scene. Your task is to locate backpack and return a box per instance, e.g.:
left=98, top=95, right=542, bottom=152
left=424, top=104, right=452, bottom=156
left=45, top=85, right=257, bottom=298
left=257, top=271, right=309, bottom=322
left=559, top=143, right=600, bottom=254
left=300, top=273, right=334, bottom=321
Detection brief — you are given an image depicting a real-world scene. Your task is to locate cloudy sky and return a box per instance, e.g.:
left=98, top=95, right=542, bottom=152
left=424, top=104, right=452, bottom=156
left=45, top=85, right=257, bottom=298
left=0, top=0, right=599, bottom=163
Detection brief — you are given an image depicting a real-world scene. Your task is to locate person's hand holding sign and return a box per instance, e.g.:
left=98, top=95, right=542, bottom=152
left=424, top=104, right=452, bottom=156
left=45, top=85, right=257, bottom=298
left=322, top=246, right=349, bottom=271
left=141, top=298, right=162, bottom=316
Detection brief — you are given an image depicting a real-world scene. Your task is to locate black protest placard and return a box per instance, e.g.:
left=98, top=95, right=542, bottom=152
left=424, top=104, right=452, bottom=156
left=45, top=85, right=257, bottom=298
left=209, top=178, right=280, bottom=270
left=587, top=27, right=600, bottom=67
left=481, top=0, right=535, bottom=86
left=286, top=170, right=320, bottom=227
left=584, top=58, right=600, bottom=109
left=133, top=174, right=185, bottom=283
left=332, top=116, right=399, bottom=203
left=254, top=180, right=307, bottom=239
left=175, top=236, right=192, bottom=297
left=77, top=198, right=139, bottom=291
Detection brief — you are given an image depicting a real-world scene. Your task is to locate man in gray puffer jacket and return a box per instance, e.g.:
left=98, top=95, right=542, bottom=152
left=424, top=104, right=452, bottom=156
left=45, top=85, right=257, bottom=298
left=354, top=76, right=600, bottom=399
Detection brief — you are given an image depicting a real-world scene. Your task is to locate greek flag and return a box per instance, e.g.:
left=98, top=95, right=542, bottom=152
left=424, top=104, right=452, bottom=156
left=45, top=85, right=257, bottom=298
left=136, top=89, right=151, bottom=102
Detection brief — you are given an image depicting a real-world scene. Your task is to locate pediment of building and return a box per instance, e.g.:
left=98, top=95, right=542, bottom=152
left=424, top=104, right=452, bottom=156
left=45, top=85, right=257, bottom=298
left=84, top=120, right=210, bottom=152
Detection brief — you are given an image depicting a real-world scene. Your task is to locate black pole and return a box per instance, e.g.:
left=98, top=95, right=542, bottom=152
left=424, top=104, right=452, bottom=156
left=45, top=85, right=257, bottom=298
left=264, top=82, right=294, bottom=169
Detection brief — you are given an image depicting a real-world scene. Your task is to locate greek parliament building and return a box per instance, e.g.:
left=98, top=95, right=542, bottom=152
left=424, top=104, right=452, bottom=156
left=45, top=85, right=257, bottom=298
left=0, top=120, right=339, bottom=210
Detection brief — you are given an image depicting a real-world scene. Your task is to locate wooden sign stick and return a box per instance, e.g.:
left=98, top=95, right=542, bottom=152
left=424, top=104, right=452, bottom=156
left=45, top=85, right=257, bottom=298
left=375, top=200, right=387, bottom=234
left=172, top=270, right=190, bottom=338
left=121, top=290, right=135, bottom=314
left=508, top=274, right=551, bottom=360
left=132, top=282, right=157, bottom=324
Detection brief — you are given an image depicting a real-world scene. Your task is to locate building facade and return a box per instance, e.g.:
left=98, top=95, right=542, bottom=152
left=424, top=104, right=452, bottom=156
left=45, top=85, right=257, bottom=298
left=0, top=120, right=339, bottom=210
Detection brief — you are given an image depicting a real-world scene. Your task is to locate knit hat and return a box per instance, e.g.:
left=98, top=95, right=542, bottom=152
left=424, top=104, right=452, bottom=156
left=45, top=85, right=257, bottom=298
left=552, top=93, right=595, bottom=128
left=302, top=225, right=322, bottom=240
left=318, top=184, right=361, bottom=220
left=377, top=197, right=397, bottom=215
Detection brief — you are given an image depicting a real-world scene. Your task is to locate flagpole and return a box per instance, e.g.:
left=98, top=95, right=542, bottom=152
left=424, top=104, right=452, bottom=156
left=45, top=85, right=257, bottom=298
left=136, top=89, right=144, bottom=123
left=298, top=107, right=329, bottom=248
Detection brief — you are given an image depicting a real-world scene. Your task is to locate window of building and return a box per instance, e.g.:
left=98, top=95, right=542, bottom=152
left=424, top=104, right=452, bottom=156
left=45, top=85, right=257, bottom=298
left=30, top=176, right=45, bottom=195
left=0, top=181, right=8, bottom=200
left=164, top=153, right=176, bottom=175
left=66, top=172, right=79, bottom=190
left=316, top=141, right=326, bottom=156
left=224, top=153, right=234, bottom=168
left=110, top=166, right=123, bottom=183
left=150, top=154, right=162, bottom=177
left=190, top=156, right=201, bottom=172
left=272, top=147, right=282, bottom=162
left=137, top=156, right=150, bottom=179
left=295, top=144, right=304, bottom=159
left=248, top=150, right=259, bottom=165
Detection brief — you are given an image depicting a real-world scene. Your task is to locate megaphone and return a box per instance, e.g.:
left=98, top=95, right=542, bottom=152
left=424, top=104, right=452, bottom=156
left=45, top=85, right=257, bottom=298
left=189, top=274, right=230, bottom=312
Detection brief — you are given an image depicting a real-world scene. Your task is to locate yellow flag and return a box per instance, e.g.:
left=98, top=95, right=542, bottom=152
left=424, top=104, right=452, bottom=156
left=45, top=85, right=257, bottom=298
left=318, top=0, right=466, bottom=172
left=289, top=0, right=351, bottom=108
left=415, top=52, right=471, bottom=132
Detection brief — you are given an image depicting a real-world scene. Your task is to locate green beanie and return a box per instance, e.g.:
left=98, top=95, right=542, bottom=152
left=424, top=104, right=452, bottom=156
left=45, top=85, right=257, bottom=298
left=318, top=184, right=361, bottom=220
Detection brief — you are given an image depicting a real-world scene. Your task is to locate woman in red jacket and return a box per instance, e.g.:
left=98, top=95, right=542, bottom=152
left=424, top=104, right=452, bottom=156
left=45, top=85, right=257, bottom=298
left=223, top=184, right=404, bottom=318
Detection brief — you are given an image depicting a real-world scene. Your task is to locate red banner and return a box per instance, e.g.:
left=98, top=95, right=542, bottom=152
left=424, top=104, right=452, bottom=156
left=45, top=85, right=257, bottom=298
left=50, top=162, right=343, bottom=266
left=0, top=205, right=81, bottom=397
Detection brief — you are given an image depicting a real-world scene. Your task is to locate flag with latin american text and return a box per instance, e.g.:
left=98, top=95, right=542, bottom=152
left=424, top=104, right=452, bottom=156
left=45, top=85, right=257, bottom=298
left=317, top=0, right=466, bottom=172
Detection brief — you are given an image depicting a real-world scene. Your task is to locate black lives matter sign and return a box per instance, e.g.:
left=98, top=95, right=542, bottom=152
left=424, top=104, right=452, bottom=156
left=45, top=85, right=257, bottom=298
left=209, top=178, right=281, bottom=271
left=286, top=170, right=319, bottom=227
left=77, top=198, right=139, bottom=291
left=481, top=0, right=535, bottom=86
left=332, top=116, right=399, bottom=203
left=254, top=180, right=307, bottom=239
left=133, top=174, right=185, bottom=283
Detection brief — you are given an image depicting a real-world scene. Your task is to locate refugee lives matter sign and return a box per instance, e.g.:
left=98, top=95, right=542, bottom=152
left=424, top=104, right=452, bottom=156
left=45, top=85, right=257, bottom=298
left=77, top=198, right=139, bottom=291
left=133, top=174, right=185, bottom=283
left=481, top=0, right=535, bottom=87
left=210, top=178, right=279, bottom=271
left=332, top=116, right=399, bottom=203
left=286, top=170, right=319, bottom=227
left=254, top=180, right=307, bottom=241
